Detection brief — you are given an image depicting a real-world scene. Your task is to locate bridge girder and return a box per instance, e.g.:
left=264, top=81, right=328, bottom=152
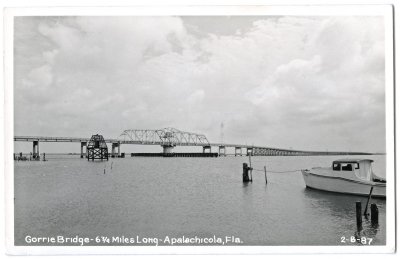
left=119, top=128, right=210, bottom=146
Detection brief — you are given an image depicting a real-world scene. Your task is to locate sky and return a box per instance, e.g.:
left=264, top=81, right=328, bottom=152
left=13, top=16, right=386, bottom=153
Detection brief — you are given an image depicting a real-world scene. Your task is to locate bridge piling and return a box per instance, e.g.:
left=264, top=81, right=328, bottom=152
left=80, top=141, right=87, bottom=158
left=235, top=147, right=242, bottom=156
left=32, top=141, right=40, bottom=160
left=162, top=144, right=174, bottom=154
left=111, top=142, right=121, bottom=158
left=218, top=146, right=226, bottom=156
left=203, top=145, right=211, bottom=153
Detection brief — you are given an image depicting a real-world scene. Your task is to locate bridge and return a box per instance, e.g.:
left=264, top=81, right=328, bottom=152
left=14, top=127, right=373, bottom=159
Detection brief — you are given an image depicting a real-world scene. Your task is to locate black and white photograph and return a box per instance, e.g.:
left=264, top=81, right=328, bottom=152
left=4, top=4, right=396, bottom=255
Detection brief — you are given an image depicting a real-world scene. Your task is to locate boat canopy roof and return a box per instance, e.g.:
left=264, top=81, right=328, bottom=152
left=333, top=159, right=374, bottom=163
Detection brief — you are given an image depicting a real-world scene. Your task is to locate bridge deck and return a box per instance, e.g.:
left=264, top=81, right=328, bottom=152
left=13, top=136, right=373, bottom=155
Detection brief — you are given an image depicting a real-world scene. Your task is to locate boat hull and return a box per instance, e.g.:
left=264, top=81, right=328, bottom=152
left=302, top=170, right=386, bottom=198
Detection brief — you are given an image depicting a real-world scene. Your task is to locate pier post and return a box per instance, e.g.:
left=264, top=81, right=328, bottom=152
left=264, top=165, right=268, bottom=184
left=118, top=143, right=121, bottom=157
left=243, top=163, right=251, bottom=182
left=356, top=201, right=362, bottom=231
left=371, top=204, right=379, bottom=226
left=80, top=141, right=87, bottom=158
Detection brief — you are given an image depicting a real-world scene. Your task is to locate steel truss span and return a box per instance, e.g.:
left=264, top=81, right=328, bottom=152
left=119, top=128, right=210, bottom=146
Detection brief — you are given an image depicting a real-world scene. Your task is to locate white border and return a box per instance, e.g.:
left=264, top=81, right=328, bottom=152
left=3, top=4, right=396, bottom=255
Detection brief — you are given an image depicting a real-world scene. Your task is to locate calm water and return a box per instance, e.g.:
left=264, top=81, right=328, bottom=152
left=14, top=155, right=386, bottom=246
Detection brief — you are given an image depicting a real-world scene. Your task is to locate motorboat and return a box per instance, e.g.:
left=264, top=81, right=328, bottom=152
left=301, top=159, right=386, bottom=198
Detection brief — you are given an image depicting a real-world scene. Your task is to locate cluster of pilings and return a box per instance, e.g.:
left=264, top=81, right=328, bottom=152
left=31, top=141, right=40, bottom=160
left=356, top=201, right=379, bottom=233
left=14, top=141, right=42, bottom=161
left=14, top=152, right=47, bottom=161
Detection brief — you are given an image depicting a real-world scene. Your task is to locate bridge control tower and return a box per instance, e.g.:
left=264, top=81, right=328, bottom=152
left=87, top=134, right=109, bottom=161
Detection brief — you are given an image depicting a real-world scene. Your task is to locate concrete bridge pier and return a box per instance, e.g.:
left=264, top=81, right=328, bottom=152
left=203, top=145, right=211, bottom=153
left=246, top=147, right=253, bottom=156
left=80, top=141, right=87, bottom=158
left=218, top=146, right=226, bottom=156
left=162, top=144, right=174, bottom=154
left=111, top=142, right=121, bottom=158
left=32, top=140, right=40, bottom=160
left=235, top=147, right=242, bottom=156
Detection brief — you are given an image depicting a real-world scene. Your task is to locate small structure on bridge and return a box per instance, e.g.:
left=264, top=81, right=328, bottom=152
left=87, top=134, right=109, bottom=161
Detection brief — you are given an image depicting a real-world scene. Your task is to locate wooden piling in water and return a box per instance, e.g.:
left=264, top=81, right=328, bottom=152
left=371, top=203, right=379, bottom=226
left=243, top=163, right=250, bottom=182
left=356, top=201, right=362, bottom=231
left=264, top=165, right=268, bottom=184
left=248, top=155, right=253, bottom=181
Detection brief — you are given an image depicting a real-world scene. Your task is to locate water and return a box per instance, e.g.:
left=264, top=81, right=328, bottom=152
left=14, top=155, right=386, bottom=246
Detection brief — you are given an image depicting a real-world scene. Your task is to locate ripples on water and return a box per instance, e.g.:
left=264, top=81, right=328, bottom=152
left=14, top=155, right=386, bottom=246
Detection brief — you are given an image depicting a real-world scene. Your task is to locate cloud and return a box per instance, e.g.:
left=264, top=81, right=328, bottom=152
left=13, top=16, right=386, bottom=152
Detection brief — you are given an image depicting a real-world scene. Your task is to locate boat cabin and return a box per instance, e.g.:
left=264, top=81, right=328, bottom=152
left=332, top=159, right=374, bottom=181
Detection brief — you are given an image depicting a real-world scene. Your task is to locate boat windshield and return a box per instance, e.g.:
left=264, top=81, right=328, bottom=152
left=333, top=163, right=340, bottom=171
left=341, top=163, right=353, bottom=171
left=332, top=162, right=360, bottom=172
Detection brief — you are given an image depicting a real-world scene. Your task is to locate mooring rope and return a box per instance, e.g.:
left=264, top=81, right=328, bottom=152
left=251, top=168, right=303, bottom=173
